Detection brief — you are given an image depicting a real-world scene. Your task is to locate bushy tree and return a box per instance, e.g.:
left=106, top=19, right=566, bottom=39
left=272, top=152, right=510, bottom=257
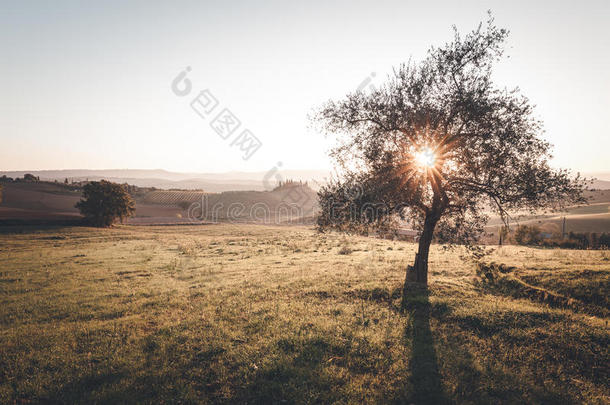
left=513, top=225, right=542, bottom=246
left=75, top=180, right=135, bottom=227
left=23, top=173, right=39, bottom=182
left=314, top=16, right=586, bottom=288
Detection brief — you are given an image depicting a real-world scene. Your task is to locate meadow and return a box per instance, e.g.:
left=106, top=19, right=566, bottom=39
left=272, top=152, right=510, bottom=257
left=0, top=224, right=608, bottom=404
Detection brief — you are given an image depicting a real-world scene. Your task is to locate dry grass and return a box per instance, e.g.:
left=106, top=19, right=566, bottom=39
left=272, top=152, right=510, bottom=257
left=0, top=224, right=608, bottom=404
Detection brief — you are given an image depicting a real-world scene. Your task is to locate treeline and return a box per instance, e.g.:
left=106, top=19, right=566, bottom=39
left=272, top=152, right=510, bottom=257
left=513, top=225, right=610, bottom=249
left=273, top=179, right=309, bottom=191
left=0, top=175, right=187, bottom=199
left=1, top=174, right=40, bottom=182
left=0, top=174, right=83, bottom=193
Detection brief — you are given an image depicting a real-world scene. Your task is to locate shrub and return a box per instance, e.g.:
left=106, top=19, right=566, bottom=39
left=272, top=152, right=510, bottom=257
left=531, top=232, right=610, bottom=250
left=338, top=246, right=352, bottom=255
left=513, top=225, right=542, bottom=246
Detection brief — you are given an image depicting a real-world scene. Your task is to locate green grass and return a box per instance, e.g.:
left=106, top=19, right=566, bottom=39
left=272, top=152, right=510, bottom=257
left=0, top=224, right=608, bottom=404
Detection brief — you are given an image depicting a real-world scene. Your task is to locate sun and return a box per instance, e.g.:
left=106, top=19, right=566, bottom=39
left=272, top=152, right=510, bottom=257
left=414, top=148, right=436, bottom=169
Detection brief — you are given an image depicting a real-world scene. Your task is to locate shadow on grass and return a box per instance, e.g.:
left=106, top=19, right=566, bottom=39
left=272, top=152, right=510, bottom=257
left=398, top=284, right=449, bottom=404
left=41, top=288, right=587, bottom=403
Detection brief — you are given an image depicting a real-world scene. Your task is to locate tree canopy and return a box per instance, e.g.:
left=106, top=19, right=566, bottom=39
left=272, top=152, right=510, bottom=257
left=314, top=16, right=586, bottom=285
left=75, top=180, right=135, bottom=227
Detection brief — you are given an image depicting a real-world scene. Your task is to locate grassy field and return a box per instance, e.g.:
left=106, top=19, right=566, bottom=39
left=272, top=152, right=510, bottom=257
left=0, top=224, right=608, bottom=404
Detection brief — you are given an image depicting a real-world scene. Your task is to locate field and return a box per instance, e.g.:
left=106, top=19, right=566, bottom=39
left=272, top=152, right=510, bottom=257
left=0, top=181, right=318, bottom=226
left=0, top=224, right=608, bottom=404
left=484, top=190, right=610, bottom=237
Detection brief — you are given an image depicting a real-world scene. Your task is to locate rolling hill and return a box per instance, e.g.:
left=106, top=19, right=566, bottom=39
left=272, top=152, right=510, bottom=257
left=0, top=180, right=318, bottom=226
left=1, top=173, right=609, bottom=233
left=0, top=169, right=331, bottom=192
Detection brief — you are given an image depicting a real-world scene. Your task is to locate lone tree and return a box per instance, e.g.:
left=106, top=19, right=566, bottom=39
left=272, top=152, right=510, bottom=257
left=76, top=180, right=135, bottom=227
left=314, top=17, right=585, bottom=289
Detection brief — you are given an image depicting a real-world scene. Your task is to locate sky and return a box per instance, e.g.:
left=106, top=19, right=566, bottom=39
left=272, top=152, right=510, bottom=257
left=1, top=0, right=609, bottom=175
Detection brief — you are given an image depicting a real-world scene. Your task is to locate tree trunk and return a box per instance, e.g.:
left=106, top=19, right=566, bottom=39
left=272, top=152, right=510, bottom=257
left=405, top=212, right=439, bottom=286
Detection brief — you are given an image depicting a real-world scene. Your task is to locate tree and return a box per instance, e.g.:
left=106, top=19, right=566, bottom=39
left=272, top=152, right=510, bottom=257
left=23, top=173, right=39, bottom=182
left=314, top=16, right=586, bottom=290
left=498, top=225, right=509, bottom=246
left=513, top=225, right=528, bottom=245
left=513, top=225, right=542, bottom=246
left=75, top=180, right=135, bottom=227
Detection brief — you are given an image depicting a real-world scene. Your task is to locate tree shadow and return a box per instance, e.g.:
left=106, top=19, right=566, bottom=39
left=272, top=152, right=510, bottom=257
left=396, top=283, right=582, bottom=404
left=401, top=284, right=449, bottom=404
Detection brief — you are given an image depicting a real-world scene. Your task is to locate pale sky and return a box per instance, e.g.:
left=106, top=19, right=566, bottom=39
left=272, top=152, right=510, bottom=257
left=1, top=0, right=609, bottom=174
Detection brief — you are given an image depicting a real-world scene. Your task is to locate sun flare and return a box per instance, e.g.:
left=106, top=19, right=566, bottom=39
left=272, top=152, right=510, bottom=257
left=414, top=148, right=436, bottom=168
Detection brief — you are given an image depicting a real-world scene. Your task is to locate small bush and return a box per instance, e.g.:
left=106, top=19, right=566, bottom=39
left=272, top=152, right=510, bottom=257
left=338, top=246, right=352, bottom=255
left=513, top=226, right=610, bottom=250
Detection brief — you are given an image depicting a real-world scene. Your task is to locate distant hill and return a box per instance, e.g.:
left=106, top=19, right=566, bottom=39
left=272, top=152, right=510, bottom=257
left=3, top=169, right=607, bottom=191
left=2, top=169, right=608, bottom=227
left=129, top=181, right=319, bottom=225
left=483, top=189, right=610, bottom=240
left=0, top=178, right=319, bottom=225
left=590, top=179, right=610, bottom=190
left=0, top=169, right=331, bottom=192
left=580, top=172, right=610, bottom=190
left=587, top=171, right=610, bottom=181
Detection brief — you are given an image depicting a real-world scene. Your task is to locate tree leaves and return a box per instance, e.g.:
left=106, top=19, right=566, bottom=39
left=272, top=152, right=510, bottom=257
left=75, top=181, right=135, bottom=227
